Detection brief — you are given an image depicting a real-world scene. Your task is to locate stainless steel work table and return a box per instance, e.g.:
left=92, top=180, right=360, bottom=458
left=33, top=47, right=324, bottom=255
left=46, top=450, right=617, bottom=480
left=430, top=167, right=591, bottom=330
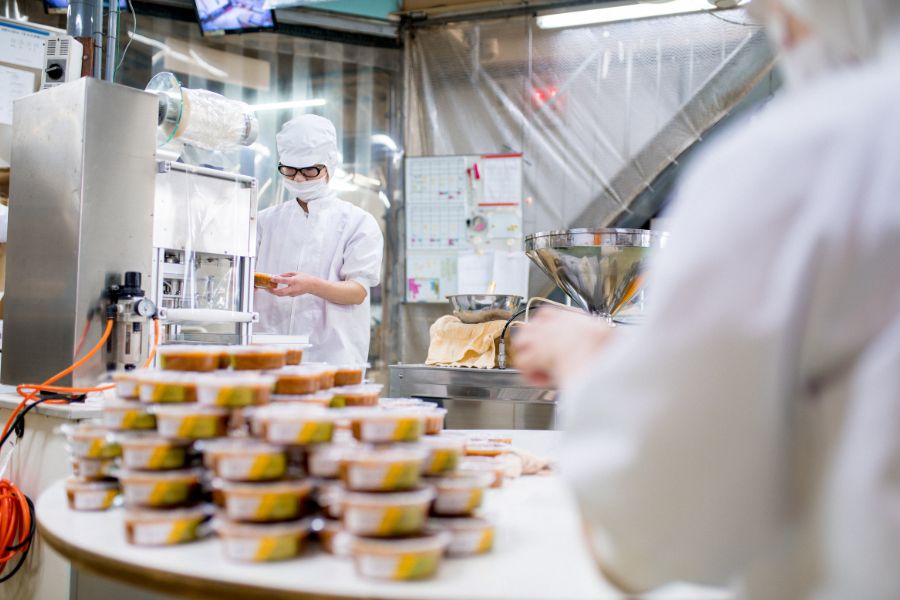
left=388, top=365, right=557, bottom=430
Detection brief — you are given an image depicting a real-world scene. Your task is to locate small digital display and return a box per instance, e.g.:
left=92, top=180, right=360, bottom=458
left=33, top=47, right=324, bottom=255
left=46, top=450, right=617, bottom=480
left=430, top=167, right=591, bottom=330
left=194, top=0, right=276, bottom=35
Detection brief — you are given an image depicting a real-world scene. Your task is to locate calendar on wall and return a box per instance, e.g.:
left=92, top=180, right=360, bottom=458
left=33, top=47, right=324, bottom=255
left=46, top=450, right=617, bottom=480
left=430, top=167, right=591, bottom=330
left=404, top=154, right=528, bottom=303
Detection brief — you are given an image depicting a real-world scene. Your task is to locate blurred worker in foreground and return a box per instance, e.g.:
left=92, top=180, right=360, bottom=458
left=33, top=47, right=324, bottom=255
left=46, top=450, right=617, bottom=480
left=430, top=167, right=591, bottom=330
left=255, top=115, right=384, bottom=364
left=513, top=1, right=900, bottom=598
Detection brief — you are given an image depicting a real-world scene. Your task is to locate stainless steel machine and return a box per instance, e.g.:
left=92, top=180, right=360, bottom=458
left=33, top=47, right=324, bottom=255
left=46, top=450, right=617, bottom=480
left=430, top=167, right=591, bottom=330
left=389, top=227, right=665, bottom=430
left=2, top=76, right=258, bottom=387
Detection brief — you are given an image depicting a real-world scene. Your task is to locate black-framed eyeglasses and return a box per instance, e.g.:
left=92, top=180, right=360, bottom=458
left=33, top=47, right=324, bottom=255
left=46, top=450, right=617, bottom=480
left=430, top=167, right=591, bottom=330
left=278, top=163, right=325, bottom=178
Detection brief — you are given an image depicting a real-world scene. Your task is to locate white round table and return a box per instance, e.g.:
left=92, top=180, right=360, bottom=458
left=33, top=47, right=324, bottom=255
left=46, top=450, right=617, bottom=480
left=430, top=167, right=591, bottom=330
left=36, top=430, right=731, bottom=600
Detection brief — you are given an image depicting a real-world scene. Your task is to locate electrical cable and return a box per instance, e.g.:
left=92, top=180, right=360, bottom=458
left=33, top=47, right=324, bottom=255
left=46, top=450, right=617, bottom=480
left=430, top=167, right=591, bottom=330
left=707, top=10, right=762, bottom=27
left=114, top=0, right=137, bottom=78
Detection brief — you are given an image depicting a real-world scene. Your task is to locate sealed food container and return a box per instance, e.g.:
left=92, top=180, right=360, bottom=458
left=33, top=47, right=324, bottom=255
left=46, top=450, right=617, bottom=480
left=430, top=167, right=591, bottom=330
left=214, top=518, right=311, bottom=562
left=340, top=446, right=426, bottom=492
left=379, top=398, right=440, bottom=410
left=119, top=469, right=202, bottom=508
left=458, top=457, right=505, bottom=488
left=65, top=478, right=119, bottom=511
left=120, top=435, right=191, bottom=470
left=153, top=405, right=230, bottom=439
left=71, top=456, right=116, bottom=480
left=349, top=409, right=425, bottom=444
left=230, top=346, right=286, bottom=371
left=465, top=440, right=511, bottom=457
left=420, top=435, right=465, bottom=476
left=254, top=405, right=336, bottom=445
left=111, top=370, right=147, bottom=400
left=332, top=384, right=383, bottom=408
left=254, top=272, right=278, bottom=290
left=312, top=517, right=350, bottom=556
left=124, top=506, right=209, bottom=546
left=421, top=408, right=447, bottom=435
left=350, top=532, right=450, bottom=580
left=102, top=401, right=156, bottom=431
left=271, top=366, right=321, bottom=395
left=427, top=517, right=495, bottom=556
left=156, top=345, right=220, bottom=372
left=304, top=363, right=337, bottom=390
left=61, top=424, right=121, bottom=459
left=220, top=479, right=313, bottom=522
left=195, top=373, right=275, bottom=408
left=342, top=488, right=435, bottom=537
left=333, top=365, right=365, bottom=387
left=200, top=439, right=287, bottom=482
left=431, top=472, right=493, bottom=516
left=137, top=372, right=197, bottom=404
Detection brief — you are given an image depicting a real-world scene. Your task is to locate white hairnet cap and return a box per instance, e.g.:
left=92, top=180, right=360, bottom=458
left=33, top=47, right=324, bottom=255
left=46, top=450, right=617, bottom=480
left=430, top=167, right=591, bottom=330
left=276, top=114, right=340, bottom=176
left=755, top=0, right=900, bottom=62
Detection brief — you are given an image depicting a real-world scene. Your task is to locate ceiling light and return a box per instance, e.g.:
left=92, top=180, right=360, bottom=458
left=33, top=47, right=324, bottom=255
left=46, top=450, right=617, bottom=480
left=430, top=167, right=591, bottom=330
left=536, top=0, right=746, bottom=29
left=249, top=99, right=327, bottom=112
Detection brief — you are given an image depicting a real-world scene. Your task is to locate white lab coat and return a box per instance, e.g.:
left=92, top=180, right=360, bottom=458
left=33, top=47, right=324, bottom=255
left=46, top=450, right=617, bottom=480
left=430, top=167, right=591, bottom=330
left=560, top=39, right=900, bottom=600
left=254, top=191, right=383, bottom=365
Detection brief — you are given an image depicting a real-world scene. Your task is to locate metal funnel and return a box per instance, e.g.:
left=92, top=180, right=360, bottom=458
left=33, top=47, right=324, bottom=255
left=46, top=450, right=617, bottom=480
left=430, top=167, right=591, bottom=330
left=524, top=228, right=666, bottom=318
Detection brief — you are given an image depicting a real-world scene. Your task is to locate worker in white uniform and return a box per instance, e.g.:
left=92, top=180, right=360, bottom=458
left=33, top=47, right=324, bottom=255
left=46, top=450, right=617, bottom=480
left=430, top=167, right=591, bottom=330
left=255, top=115, right=384, bottom=365
left=513, top=1, right=900, bottom=598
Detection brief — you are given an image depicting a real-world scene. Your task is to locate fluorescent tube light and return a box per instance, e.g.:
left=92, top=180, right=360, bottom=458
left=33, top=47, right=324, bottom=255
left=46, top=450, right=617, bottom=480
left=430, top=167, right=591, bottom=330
left=537, top=0, right=733, bottom=29
left=249, top=99, right=327, bottom=112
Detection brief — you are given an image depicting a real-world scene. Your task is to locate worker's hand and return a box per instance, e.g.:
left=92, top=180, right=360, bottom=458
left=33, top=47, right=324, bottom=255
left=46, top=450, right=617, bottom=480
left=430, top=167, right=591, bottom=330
left=269, top=272, right=321, bottom=298
left=512, top=308, right=614, bottom=387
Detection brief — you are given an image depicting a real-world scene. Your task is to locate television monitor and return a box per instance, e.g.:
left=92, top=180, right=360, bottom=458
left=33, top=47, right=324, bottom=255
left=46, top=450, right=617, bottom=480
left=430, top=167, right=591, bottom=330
left=194, top=0, right=276, bottom=36
left=44, top=0, right=128, bottom=14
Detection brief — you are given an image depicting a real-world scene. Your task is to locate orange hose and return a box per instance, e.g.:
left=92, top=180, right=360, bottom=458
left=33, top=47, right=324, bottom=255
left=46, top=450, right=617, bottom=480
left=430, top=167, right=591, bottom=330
left=142, top=318, right=160, bottom=369
left=0, top=481, right=31, bottom=576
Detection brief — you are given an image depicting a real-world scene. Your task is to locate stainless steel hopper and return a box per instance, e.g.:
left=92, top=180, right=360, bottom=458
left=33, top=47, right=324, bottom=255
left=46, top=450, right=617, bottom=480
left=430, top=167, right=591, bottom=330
left=524, top=228, right=666, bottom=320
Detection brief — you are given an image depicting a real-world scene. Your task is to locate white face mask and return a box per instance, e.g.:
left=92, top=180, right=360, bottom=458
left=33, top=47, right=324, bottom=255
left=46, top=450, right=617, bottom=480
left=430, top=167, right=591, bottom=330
left=283, top=177, right=331, bottom=202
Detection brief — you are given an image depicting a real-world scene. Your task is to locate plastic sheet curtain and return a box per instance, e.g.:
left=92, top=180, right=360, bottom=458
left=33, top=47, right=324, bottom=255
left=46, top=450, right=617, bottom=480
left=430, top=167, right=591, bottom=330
left=405, top=9, right=772, bottom=236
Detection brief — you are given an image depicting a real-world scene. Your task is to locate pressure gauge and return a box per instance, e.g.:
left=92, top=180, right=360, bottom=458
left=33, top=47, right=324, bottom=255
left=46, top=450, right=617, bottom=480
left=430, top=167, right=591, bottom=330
left=135, top=298, right=157, bottom=318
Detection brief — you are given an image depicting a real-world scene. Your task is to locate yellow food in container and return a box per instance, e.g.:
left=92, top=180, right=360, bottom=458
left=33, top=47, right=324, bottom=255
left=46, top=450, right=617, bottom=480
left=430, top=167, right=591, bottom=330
left=420, top=434, right=465, bottom=476
left=200, top=439, right=287, bottom=482
left=195, top=373, right=275, bottom=408
left=101, top=401, right=157, bottom=431
left=230, top=346, right=286, bottom=371
left=120, top=435, right=191, bottom=470
left=111, top=369, right=148, bottom=399
left=156, top=345, right=221, bottom=372
left=70, top=456, right=116, bottom=480
left=214, top=518, right=311, bottom=562
left=349, top=409, right=425, bottom=444
left=254, top=405, right=336, bottom=445
left=430, top=472, right=493, bottom=516
left=65, top=478, right=120, bottom=511
left=333, top=365, right=365, bottom=387
left=220, top=479, right=313, bottom=522
left=271, top=366, right=321, bottom=395
left=119, top=469, right=202, bottom=508
left=331, top=384, right=383, bottom=408
left=153, top=405, right=230, bottom=440
left=137, top=372, right=198, bottom=404
left=427, top=517, right=495, bottom=556
left=349, top=532, right=450, bottom=580
left=61, top=423, right=121, bottom=459
left=284, top=347, right=304, bottom=366
left=124, top=506, right=209, bottom=546
left=341, top=487, right=435, bottom=538
left=340, top=446, right=426, bottom=492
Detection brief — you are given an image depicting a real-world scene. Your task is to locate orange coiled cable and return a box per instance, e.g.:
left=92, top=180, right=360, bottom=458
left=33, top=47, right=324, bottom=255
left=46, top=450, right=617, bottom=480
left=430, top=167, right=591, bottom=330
left=0, top=481, right=32, bottom=578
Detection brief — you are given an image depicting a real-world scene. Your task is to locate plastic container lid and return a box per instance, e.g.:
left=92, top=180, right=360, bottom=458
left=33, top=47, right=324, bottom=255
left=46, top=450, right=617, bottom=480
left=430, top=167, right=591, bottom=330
left=231, top=345, right=287, bottom=356
left=433, top=471, right=494, bottom=491
left=343, top=445, right=428, bottom=465
left=151, top=405, right=230, bottom=418
left=378, top=397, right=439, bottom=409
left=349, top=530, right=450, bottom=553
left=334, top=384, right=383, bottom=394
left=195, top=373, right=276, bottom=388
left=124, top=505, right=210, bottom=523
left=118, top=468, right=203, bottom=483
left=119, top=433, right=192, bottom=449
left=342, top=486, right=435, bottom=507
left=213, top=517, right=311, bottom=537
left=219, top=478, right=313, bottom=495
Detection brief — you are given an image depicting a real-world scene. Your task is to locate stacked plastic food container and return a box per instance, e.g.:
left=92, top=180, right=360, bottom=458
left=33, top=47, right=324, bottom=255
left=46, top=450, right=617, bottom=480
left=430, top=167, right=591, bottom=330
left=60, top=343, right=512, bottom=581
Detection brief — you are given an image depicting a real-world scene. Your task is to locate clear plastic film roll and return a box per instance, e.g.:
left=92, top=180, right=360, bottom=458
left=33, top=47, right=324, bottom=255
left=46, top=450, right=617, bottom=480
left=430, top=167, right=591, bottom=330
left=147, top=72, right=259, bottom=152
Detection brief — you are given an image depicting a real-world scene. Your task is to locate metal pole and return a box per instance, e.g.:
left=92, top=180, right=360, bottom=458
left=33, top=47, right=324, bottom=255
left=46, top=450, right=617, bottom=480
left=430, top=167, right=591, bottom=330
left=105, top=0, right=119, bottom=81
left=67, top=0, right=97, bottom=77
left=93, top=0, right=103, bottom=78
